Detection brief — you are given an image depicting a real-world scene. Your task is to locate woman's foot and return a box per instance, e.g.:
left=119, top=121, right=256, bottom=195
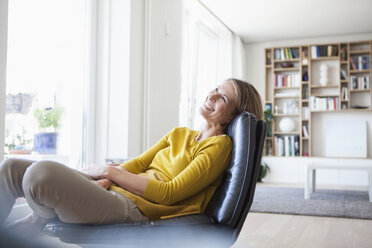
left=5, top=213, right=48, bottom=238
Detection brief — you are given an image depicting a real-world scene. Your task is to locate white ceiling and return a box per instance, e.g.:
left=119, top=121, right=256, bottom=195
left=199, top=0, right=372, bottom=43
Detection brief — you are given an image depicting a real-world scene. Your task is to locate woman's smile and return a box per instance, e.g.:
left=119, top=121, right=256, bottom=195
left=204, top=101, right=214, bottom=111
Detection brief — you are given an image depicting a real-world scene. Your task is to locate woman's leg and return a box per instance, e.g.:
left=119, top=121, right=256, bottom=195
left=0, top=158, right=35, bottom=224
left=22, top=160, right=148, bottom=225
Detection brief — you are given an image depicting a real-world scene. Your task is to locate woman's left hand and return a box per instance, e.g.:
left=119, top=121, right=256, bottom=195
left=81, top=164, right=112, bottom=180
left=93, top=178, right=113, bottom=189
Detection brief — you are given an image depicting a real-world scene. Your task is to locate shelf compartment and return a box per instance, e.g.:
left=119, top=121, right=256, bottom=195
left=274, top=87, right=300, bottom=90
left=311, top=94, right=339, bottom=97
left=310, top=85, right=339, bottom=89
left=274, top=114, right=300, bottom=117
left=310, top=110, right=340, bottom=113
left=311, top=56, right=339, bottom=61
left=349, top=50, right=371, bottom=55
left=273, top=59, right=300, bottom=63
left=273, top=68, right=300, bottom=72
left=274, top=132, right=300, bottom=135
left=350, top=89, right=370, bottom=92
left=350, top=69, right=371, bottom=74
left=340, top=61, right=348, bottom=64
left=274, top=96, right=301, bottom=99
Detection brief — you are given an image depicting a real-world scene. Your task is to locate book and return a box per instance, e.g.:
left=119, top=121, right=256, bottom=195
left=292, top=49, right=298, bottom=58
left=294, top=136, right=299, bottom=156
left=284, top=136, right=289, bottom=156
left=358, top=56, right=362, bottom=70
left=311, top=46, right=317, bottom=58
left=350, top=57, right=357, bottom=70
left=290, top=135, right=295, bottom=156
left=303, top=125, right=309, bottom=137
left=327, top=45, right=332, bottom=56
left=275, top=49, right=281, bottom=60
left=281, top=49, right=285, bottom=60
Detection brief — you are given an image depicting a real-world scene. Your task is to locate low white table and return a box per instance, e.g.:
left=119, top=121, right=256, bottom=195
left=305, top=163, right=372, bottom=202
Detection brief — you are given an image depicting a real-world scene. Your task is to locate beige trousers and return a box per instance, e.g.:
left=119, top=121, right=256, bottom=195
left=0, top=158, right=148, bottom=225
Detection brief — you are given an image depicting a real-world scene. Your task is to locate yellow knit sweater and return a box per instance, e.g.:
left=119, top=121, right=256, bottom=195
left=110, top=127, right=232, bottom=220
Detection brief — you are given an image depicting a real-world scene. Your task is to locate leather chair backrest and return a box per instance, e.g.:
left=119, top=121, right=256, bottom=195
left=205, top=112, right=260, bottom=227
left=232, top=119, right=266, bottom=240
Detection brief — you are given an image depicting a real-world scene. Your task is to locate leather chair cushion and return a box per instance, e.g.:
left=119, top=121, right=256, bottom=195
left=205, top=112, right=257, bottom=226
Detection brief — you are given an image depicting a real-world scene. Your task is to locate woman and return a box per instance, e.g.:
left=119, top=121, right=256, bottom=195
left=0, top=78, right=262, bottom=237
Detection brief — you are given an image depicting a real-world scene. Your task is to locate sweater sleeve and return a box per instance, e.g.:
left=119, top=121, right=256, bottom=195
left=119, top=129, right=173, bottom=174
left=143, top=136, right=232, bottom=205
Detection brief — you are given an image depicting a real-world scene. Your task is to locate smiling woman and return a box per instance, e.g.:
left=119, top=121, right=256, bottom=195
left=0, top=78, right=263, bottom=237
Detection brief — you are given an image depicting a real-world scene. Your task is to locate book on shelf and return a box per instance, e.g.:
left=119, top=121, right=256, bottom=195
left=350, top=75, right=370, bottom=90
left=302, top=125, right=309, bottom=138
left=350, top=55, right=370, bottom=70
left=310, top=96, right=339, bottom=111
left=274, top=48, right=298, bottom=60
left=275, top=135, right=299, bottom=157
left=340, top=47, right=347, bottom=61
left=341, top=87, right=349, bottom=100
left=302, top=106, right=310, bottom=119
left=273, top=73, right=300, bottom=87
left=311, top=45, right=338, bottom=58
left=340, top=69, right=348, bottom=80
left=302, top=87, right=309, bottom=99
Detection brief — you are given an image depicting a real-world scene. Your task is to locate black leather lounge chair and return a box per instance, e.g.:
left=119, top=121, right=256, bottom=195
left=44, top=111, right=267, bottom=248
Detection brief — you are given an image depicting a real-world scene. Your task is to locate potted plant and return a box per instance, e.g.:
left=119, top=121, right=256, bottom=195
left=33, top=105, right=63, bottom=154
left=258, top=162, right=270, bottom=182
left=6, top=129, right=33, bottom=155
left=264, top=106, right=274, bottom=137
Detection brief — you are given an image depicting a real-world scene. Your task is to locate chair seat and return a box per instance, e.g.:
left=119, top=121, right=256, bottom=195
left=44, top=214, right=233, bottom=247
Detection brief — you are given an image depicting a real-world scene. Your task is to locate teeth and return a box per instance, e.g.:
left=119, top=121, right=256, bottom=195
left=205, top=102, right=214, bottom=111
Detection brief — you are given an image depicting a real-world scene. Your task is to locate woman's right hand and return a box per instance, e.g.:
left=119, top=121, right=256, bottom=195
left=93, top=178, right=113, bottom=190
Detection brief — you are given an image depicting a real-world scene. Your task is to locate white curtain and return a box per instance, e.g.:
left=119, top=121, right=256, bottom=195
left=179, top=0, right=234, bottom=129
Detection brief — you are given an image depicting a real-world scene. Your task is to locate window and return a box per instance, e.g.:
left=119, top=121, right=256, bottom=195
left=4, top=0, right=91, bottom=168
left=180, top=0, right=232, bottom=129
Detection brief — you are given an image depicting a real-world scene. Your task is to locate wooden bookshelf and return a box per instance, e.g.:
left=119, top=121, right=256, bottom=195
left=264, top=40, right=372, bottom=157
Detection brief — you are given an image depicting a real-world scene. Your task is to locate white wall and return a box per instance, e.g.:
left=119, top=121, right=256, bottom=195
left=246, top=33, right=372, bottom=186
left=0, top=0, right=8, bottom=161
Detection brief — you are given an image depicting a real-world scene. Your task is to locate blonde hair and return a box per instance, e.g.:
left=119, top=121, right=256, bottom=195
left=227, top=78, right=263, bottom=120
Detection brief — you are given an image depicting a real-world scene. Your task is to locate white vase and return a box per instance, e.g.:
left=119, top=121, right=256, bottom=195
left=279, top=118, right=296, bottom=132
left=319, top=64, right=329, bottom=86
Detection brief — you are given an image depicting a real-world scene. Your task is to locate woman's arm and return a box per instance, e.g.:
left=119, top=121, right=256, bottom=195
left=118, top=129, right=173, bottom=174
left=144, top=138, right=232, bottom=205
left=82, top=165, right=149, bottom=196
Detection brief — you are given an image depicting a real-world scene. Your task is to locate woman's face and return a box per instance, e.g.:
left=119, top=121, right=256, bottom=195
left=199, top=80, right=236, bottom=126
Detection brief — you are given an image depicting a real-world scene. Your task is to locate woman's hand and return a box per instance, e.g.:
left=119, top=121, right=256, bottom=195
left=83, top=164, right=148, bottom=197
left=81, top=164, right=113, bottom=180
left=92, top=178, right=113, bottom=190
